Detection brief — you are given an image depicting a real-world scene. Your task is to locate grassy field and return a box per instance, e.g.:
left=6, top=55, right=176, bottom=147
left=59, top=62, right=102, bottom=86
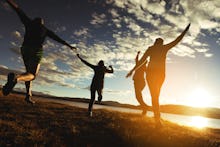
left=1, top=93, right=220, bottom=147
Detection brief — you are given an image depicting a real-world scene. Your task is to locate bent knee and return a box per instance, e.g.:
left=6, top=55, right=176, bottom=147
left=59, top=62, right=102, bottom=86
left=32, top=75, right=37, bottom=80
left=26, top=72, right=37, bottom=80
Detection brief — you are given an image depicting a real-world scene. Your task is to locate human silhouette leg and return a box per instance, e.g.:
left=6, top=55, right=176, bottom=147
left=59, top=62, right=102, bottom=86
left=2, top=73, right=17, bottom=96
left=134, top=82, right=148, bottom=115
left=147, top=75, right=164, bottom=127
left=2, top=61, right=40, bottom=96
left=150, top=85, right=161, bottom=119
left=88, top=88, right=96, bottom=117
left=17, top=60, right=40, bottom=104
left=97, top=88, right=103, bottom=104
left=24, top=81, right=35, bottom=104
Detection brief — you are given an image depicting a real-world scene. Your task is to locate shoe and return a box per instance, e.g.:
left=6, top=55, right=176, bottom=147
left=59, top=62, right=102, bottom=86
left=88, top=111, right=92, bottom=117
left=2, top=73, right=17, bottom=96
left=25, top=96, right=35, bottom=105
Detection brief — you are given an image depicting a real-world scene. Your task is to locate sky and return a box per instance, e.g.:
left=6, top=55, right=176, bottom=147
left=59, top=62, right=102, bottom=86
left=0, top=0, right=220, bottom=108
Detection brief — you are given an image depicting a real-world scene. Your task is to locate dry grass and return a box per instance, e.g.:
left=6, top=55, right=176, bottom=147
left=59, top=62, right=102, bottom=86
left=1, top=93, right=220, bottom=147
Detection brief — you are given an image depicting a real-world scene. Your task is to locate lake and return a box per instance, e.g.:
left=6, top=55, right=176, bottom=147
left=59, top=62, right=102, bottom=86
left=35, top=97, right=220, bottom=129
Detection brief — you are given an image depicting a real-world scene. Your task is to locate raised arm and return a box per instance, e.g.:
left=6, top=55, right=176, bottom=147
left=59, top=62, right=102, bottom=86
left=106, top=65, right=114, bottom=73
left=126, top=49, right=149, bottom=78
left=164, top=23, right=190, bottom=50
left=77, top=54, right=95, bottom=69
left=135, top=51, right=140, bottom=64
left=47, top=29, right=76, bottom=50
left=6, top=0, right=31, bottom=25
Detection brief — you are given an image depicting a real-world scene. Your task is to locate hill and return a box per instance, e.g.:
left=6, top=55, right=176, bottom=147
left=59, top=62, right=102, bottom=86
left=8, top=90, right=220, bottom=119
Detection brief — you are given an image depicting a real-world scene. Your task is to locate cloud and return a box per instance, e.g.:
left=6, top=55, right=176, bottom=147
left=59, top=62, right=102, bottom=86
left=170, top=44, right=196, bottom=58
left=74, top=28, right=89, bottom=37
left=204, top=53, right=213, bottom=58
left=90, top=12, right=107, bottom=26
left=55, top=26, right=66, bottom=33
left=9, top=46, right=21, bottom=55
left=180, top=0, right=220, bottom=36
left=11, top=31, right=22, bottom=39
left=142, top=1, right=166, bottom=15
left=9, top=31, right=23, bottom=55
left=2, top=0, right=217, bottom=94
left=0, top=65, right=22, bottom=76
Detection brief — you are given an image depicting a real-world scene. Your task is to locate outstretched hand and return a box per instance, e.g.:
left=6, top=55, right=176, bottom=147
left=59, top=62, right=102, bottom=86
left=184, top=23, right=191, bottom=33
left=76, top=54, right=80, bottom=58
left=126, top=71, right=133, bottom=78
left=76, top=54, right=83, bottom=60
left=71, top=46, right=77, bottom=51
left=186, top=23, right=191, bottom=29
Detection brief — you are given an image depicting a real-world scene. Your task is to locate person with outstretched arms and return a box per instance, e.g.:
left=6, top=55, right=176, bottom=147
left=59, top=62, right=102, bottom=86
left=77, top=54, right=113, bottom=117
left=2, top=0, right=76, bottom=104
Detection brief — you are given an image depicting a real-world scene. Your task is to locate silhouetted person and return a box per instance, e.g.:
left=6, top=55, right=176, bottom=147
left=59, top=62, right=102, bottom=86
left=2, top=0, right=76, bottom=104
left=126, top=24, right=190, bottom=127
left=133, top=51, right=149, bottom=115
left=77, top=54, right=114, bottom=117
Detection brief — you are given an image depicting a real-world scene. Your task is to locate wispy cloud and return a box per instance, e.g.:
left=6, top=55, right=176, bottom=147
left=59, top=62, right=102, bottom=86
left=0, top=64, right=22, bottom=76
left=90, top=12, right=107, bottom=26
left=2, top=0, right=218, bottom=94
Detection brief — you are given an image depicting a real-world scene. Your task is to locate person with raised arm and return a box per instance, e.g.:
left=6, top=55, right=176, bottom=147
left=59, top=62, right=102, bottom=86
left=132, top=51, right=149, bottom=115
left=77, top=54, right=114, bottom=117
left=2, top=0, right=76, bottom=104
left=126, top=24, right=190, bottom=127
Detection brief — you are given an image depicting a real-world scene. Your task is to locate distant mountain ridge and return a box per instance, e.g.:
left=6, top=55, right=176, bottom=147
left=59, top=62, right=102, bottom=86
left=2, top=89, right=220, bottom=119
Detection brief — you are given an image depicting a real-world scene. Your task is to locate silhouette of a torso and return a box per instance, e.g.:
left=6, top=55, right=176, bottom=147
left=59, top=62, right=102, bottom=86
left=146, top=45, right=169, bottom=80
left=91, top=66, right=108, bottom=89
left=133, top=63, right=147, bottom=82
left=23, top=22, right=47, bottom=48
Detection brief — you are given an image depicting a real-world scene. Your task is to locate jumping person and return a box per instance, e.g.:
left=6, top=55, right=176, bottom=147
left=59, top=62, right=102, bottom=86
left=126, top=24, right=190, bottom=127
left=77, top=54, right=114, bottom=117
left=132, top=51, right=149, bottom=115
left=2, top=0, right=76, bottom=104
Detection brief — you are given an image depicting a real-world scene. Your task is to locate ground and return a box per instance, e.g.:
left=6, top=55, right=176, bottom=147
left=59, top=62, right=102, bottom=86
left=1, top=93, right=220, bottom=147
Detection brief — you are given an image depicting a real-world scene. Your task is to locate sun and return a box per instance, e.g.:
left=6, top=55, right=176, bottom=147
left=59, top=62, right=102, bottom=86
left=187, top=116, right=208, bottom=129
left=186, top=87, right=212, bottom=108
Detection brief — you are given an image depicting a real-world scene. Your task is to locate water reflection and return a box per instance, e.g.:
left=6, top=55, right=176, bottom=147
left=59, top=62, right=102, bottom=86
left=35, top=97, right=220, bottom=129
left=187, top=116, right=208, bottom=129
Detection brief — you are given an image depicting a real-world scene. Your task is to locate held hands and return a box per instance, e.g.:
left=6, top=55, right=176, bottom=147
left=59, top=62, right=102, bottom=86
left=70, top=46, right=77, bottom=51
left=126, top=70, right=133, bottom=78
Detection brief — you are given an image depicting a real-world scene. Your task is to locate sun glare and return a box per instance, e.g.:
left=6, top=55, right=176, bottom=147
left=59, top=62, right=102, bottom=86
left=187, top=116, right=208, bottom=129
left=186, top=87, right=212, bottom=108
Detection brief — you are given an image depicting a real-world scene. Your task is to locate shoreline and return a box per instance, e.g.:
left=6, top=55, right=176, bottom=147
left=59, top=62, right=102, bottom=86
left=6, top=90, right=220, bottom=120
